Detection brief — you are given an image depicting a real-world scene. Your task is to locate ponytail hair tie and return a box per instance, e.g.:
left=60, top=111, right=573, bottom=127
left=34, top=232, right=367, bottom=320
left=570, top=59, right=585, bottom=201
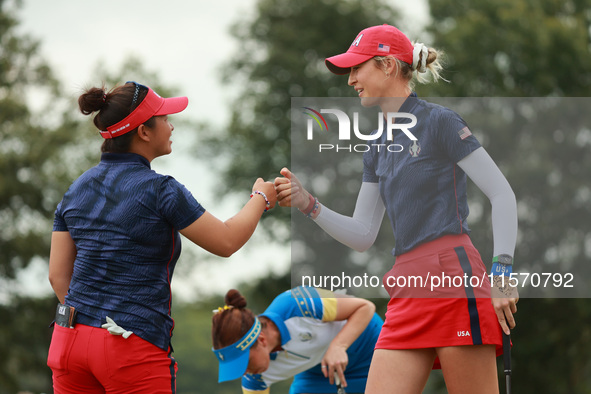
left=412, top=42, right=429, bottom=73
left=102, top=93, right=107, bottom=103
left=212, top=305, right=234, bottom=314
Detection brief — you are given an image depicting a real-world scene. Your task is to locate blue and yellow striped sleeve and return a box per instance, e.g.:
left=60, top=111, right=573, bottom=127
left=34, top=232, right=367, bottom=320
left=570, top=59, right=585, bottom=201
left=290, top=286, right=338, bottom=322
left=316, top=288, right=338, bottom=322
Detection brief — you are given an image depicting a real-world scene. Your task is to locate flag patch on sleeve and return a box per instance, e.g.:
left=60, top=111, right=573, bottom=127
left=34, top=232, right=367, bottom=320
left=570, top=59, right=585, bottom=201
left=458, top=126, right=472, bottom=140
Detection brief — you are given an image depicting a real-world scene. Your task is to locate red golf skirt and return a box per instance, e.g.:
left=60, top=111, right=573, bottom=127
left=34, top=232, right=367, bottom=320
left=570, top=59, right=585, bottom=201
left=376, top=234, right=504, bottom=369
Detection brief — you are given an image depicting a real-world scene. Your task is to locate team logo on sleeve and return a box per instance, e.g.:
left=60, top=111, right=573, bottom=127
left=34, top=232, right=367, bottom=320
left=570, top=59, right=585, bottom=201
left=409, top=140, right=421, bottom=157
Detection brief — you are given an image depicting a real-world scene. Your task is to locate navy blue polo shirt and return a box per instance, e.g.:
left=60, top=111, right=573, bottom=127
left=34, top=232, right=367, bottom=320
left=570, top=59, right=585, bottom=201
left=363, top=94, right=481, bottom=256
left=53, top=152, right=205, bottom=350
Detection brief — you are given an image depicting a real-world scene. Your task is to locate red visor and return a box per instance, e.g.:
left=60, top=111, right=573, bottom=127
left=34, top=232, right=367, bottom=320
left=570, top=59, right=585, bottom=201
left=100, top=87, right=188, bottom=139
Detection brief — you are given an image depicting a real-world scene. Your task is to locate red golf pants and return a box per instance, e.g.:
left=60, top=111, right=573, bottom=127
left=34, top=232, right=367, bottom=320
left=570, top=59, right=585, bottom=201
left=48, top=324, right=177, bottom=393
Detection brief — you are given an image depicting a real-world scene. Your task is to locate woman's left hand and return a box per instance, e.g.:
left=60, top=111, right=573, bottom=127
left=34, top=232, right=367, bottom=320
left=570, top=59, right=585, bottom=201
left=320, top=343, right=349, bottom=387
left=491, top=275, right=519, bottom=335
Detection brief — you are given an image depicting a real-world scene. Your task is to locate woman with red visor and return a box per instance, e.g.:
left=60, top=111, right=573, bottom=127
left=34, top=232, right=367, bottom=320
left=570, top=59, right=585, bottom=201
left=47, top=81, right=276, bottom=393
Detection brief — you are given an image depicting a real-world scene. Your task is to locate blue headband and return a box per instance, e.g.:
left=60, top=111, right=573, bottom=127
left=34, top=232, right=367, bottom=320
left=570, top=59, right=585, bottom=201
left=212, top=317, right=261, bottom=382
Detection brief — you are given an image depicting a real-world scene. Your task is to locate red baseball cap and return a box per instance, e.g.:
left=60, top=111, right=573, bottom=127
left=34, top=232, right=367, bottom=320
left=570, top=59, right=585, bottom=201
left=100, top=84, right=188, bottom=139
left=325, top=24, right=414, bottom=75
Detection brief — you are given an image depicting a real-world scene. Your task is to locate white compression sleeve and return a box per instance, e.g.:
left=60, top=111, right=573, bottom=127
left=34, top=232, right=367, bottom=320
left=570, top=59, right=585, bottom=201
left=458, top=147, right=518, bottom=257
left=312, top=182, right=386, bottom=252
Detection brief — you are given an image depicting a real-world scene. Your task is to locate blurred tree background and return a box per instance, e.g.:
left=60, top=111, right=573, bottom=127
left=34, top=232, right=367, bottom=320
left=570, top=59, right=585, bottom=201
left=2, top=0, right=591, bottom=393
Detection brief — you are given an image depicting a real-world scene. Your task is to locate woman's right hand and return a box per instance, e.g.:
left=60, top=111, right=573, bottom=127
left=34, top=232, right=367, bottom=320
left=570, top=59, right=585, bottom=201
left=252, top=178, right=277, bottom=210
left=179, top=177, right=277, bottom=257
left=274, top=167, right=310, bottom=210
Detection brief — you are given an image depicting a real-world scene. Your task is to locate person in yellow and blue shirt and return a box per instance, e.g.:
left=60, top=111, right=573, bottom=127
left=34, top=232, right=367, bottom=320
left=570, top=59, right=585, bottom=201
left=211, top=286, right=382, bottom=393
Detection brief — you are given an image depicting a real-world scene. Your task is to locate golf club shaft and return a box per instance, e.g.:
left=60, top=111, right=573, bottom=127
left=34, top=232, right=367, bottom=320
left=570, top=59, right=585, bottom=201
left=502, top=331, right=511, bottom=394
left=334, top=372, right=346, bottom=394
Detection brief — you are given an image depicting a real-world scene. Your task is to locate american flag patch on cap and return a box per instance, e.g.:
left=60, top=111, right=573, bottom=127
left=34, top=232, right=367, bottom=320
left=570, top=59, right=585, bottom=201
left=458, top=126, right=472, bottom=140
left=378, top=43, right=390, bottom=52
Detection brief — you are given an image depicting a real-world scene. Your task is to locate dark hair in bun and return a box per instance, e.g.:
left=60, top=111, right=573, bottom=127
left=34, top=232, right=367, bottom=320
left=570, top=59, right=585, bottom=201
left=225, top=289, right=247, bottom=309
left=78, top=82, right=154, bottom=153
left=211, top=289, right=256, bottom=349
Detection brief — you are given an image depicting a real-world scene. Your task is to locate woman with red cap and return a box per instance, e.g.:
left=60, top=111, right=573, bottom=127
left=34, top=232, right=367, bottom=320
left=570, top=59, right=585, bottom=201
left=47, top=81, right=276, bottom=393
left=275, top=25, right=518, bottom=393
